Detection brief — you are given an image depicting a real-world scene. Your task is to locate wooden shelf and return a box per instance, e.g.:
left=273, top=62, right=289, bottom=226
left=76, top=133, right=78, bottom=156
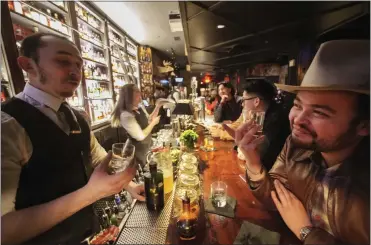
left=85, top=78, right=110, bottom=83
left=80, top=36, right=104, bottom=50
left=110, top=39, right=126, bottom=50
left=82, top=57, right=107, bottom=67
left=10, top=11, right=70, bottom=37
left=77, top=16, right=104, bottom=35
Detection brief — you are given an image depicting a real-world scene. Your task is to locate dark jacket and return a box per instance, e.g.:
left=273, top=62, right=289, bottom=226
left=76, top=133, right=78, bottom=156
left=214, top=96, right=242, bottom=122
left=259, top=102, right=291, bottom=170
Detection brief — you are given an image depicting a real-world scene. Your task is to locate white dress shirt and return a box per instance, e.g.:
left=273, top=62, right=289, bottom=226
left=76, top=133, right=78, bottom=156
left=1, top=83, right=107, bottom=215
left=119, top=105, right=150, bottom=142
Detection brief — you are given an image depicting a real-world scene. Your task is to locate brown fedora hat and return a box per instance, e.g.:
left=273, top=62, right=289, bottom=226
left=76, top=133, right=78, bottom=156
left=276, top=40, right=370, bottom=95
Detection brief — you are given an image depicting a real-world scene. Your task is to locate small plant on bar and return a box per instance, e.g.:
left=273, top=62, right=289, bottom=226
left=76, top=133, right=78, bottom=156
left=180, top=130, right=199, bottom=150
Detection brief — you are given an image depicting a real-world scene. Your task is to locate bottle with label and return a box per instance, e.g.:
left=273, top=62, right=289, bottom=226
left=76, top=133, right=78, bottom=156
left=176, top=191, right=198, bottom=240
left=114, top=194, right=127, bottom=217
left=14, top=1, right=23, bottom=14
left=8, top=1, right=14, bottom=11
left=144, top=161, right=164, bottom=211
left=104, top=201, right=112, bottom=219
left=101, top=209, right=110, bottom=229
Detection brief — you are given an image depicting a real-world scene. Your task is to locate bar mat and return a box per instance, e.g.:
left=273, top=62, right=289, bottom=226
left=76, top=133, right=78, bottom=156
left=233, top=221, right=280, bottom=245
left=205, top=196, right=236, bottom=218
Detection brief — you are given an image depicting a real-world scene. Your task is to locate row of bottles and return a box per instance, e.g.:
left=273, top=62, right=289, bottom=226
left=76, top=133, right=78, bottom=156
left=143, top=148, right=197, bottom=240
left=111, top=45, right=126, bottom=59
left=78, top=23, right=103, bottom=45
left=8, top=1, right=69, bottom=35
left=51, top=1, right=66, bottom=10
left=84, top=61, right=108, bottom=80
left=81, top=45, right=106, bottom=64
left=141, top=63, right=152, bottom=74
left=75, top=3, right=102, bottom=31
left=109, top=30, right=124, bottom=46
left=126, top=41, right=136, bottom=55
left=139, top=47, right=152, bottom=62
left=87, top=81, right=110, bottom=98
left=100, top=191, right=132, bottom=229
left=141, top=74, right=153, bottom=85
left=90, top=99, right=113, bottom=122
left=13, top=23, right=34, bottom=41
left=112, top=59, right=126, bottom=74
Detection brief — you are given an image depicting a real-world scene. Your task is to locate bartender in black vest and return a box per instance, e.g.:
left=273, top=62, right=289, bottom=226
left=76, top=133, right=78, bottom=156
left=1, top=33, right=144, bottom=245
left=111, top=84, right=166, bottom=167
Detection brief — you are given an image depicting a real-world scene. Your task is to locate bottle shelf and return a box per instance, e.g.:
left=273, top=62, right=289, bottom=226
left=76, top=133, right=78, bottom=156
left=77, top=16, right=104, bottom=35
left=10, top=10, right=70, bottom=37
left=85, top=78, right=110, bottom=83
left=110, top=39, right=126, bottom=50
left=48, top=1, right=68, bottom=13
left=82, top=57, right=107, bottom=67
left=80, top=36, right=104, bottom=50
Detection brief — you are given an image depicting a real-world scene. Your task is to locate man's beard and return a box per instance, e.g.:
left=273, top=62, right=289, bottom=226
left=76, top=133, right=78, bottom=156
left=291, top=123, right=359, bottom=152
left=37, top=66, right=76, bottom=98
left=37, top=66, right=48, bottom=84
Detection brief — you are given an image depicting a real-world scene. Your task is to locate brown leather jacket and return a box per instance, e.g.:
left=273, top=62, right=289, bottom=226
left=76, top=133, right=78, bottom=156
left=249, top=136, right=370, bottom=244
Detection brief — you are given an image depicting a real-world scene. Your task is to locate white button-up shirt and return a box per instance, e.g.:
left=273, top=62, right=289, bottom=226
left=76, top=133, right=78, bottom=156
left=1, top=83, right=107, bottom=215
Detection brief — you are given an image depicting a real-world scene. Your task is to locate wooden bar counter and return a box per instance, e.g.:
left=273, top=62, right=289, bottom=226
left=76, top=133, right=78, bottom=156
left=166, top=130, right=300, bottom=244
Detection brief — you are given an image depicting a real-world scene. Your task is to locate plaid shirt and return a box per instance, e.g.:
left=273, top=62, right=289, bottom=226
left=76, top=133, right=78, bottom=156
left=307, top=154, right=341, bottom=236
left=248, top=136, right=370, bottom=243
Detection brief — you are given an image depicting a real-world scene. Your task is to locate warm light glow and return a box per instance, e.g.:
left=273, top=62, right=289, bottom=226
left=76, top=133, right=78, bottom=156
left=94, top=2, right=145, bottom=43
left=217, top=25, right=225, bottom=29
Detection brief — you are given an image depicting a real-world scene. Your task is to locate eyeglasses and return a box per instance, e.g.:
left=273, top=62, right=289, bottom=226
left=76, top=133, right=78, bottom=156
left=242, top=97, right=259, bottom=102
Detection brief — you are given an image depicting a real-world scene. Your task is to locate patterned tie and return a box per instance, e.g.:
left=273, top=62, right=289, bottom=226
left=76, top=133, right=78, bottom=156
left=58, top=102, right=81, bottom=134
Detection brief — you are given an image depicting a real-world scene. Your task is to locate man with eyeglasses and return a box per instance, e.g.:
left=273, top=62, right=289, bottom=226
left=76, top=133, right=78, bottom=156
left=223, top=79, right=291, bottom=170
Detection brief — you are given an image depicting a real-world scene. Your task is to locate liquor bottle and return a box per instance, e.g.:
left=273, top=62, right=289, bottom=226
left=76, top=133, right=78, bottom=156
left=14, top=1, right=23, bottom=14
left=144, top=161, right=164, bottom=211
left=109, top=207, right=119, bottom=227
left=8, top=1, right=14, bottom=11
left=101, top=209, right=110, bottom=229
left=104, top=201, right=112, bottom=219
left=176, top=191, right=198, bottom=240
left=114, top=194, right=127, bottom=216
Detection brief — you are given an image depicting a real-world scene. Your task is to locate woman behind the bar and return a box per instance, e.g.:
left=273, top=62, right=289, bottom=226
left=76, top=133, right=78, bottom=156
left=111, top=84, right=165, bottom=167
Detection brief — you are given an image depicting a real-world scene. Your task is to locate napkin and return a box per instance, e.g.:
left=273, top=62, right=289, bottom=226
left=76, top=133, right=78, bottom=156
left=205, top=196, right=237, bottom=218
left=233, top=221, right=281, bottom=245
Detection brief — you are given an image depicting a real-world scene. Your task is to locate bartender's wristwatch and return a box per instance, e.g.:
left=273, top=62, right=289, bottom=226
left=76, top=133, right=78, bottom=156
left=300, top=226, right=314, bottom=241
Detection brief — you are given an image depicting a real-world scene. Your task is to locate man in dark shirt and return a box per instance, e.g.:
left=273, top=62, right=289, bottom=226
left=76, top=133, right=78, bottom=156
left=214, top=82, right=242, bottom=122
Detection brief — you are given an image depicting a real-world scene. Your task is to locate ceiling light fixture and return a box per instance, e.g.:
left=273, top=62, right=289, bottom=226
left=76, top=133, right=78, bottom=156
left=217, top=25, right=225, bottom=29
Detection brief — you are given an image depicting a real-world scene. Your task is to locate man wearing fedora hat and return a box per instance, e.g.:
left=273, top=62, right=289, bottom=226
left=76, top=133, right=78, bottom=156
left=235, top=40, right=369, bottom=244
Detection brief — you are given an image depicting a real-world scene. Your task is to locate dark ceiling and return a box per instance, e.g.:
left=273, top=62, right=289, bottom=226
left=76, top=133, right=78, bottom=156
left=179, top=1, right=370, bottom=75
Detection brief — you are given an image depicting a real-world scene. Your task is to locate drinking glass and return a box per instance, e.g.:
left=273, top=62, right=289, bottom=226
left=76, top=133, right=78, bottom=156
left=243, top=110, right=265, bottom=136
left=204, top=134, right=215, bottom=151
left=211, top=181, right=227, bottom=208
left=110, top=143, right=135, bottom=174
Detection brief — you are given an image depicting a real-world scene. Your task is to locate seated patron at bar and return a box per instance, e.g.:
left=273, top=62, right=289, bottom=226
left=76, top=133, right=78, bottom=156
left=235, top=40, right=370, bottom=244
left=111, top=84, right=166, bottom=167
left=214, top=82, right=242, bottom=123
left=1, top=33, right=144, bottom=245
left=224, top=80, right=292, bottom=170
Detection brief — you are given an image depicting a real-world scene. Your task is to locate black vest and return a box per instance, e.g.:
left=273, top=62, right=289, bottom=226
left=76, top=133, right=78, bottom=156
left=2, top=98, right=98, bottom=245
left=127, top=108, right=152, bottom=167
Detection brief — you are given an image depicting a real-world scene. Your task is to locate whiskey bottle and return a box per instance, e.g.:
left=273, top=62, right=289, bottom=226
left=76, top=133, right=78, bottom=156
left=176, top=191, right=198, bottom=240
left=144, top=161, right=164, bottom=211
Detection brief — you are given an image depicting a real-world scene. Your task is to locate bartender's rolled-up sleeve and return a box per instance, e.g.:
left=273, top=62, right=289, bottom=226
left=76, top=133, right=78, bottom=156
left=1, top=112, right=32, bottom=215
left=120, top=111, right=146, bottom=141
left=90, top=132, right=107, bottom=168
